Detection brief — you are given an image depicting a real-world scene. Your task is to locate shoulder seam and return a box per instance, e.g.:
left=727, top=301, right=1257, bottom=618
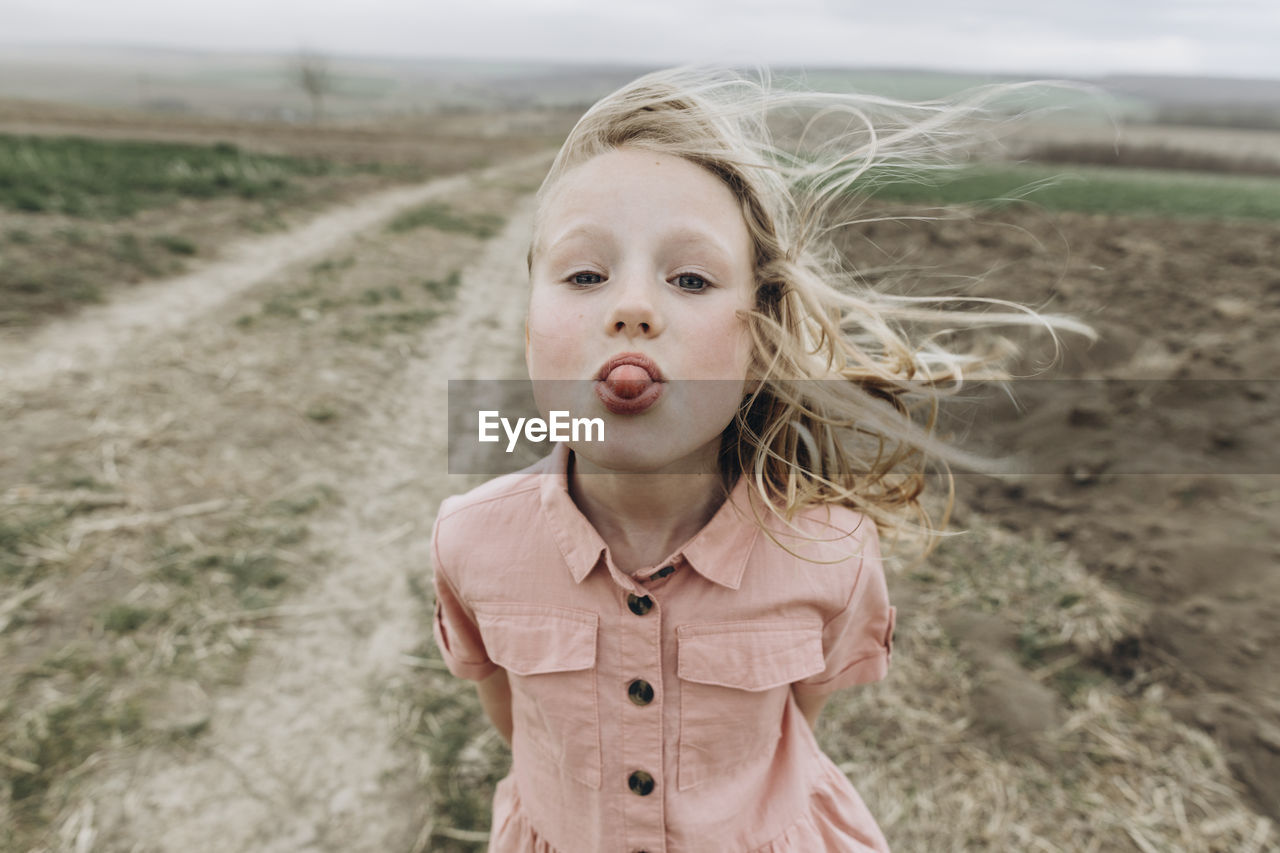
left=436, top=479, right=541, bottom=525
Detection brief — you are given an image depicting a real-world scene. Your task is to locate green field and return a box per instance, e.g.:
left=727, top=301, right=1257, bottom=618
left=0, top=134, right=344, bottom=218
left=0, top=133, right=409, bottom=327
left=858, top=162, right=1280, bottom=220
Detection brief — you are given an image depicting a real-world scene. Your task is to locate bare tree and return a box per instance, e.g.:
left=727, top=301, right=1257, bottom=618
left=292, top=50, right=335, bottom=124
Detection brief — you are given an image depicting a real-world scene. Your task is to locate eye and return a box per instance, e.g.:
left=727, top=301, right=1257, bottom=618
left=673, top=273, right=710, bottom=292
left=569, top=271, right=604, bottom=287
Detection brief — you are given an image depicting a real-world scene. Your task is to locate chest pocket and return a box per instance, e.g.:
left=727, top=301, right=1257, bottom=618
left=475, top=603, right=601, bottom=790
left=676, top=619, right=825, bottom=791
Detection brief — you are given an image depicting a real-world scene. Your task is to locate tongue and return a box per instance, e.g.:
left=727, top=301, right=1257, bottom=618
left=604, top=364, right=653, bottom=399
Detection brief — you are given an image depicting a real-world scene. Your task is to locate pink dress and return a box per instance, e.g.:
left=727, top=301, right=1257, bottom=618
left=432, top=443, right=896, bottom=852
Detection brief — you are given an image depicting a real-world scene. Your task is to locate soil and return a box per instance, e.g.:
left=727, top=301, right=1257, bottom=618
left=837, top=205, right=1280, bottom=822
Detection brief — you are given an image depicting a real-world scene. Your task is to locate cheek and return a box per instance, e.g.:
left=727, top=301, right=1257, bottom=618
left=525, top=293, right=582, bottom=380
left=692, top=303, right=753, bottom=379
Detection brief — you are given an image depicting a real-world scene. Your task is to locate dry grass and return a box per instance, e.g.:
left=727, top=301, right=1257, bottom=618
left=392, top=611, right=511, bottom=853
left=0, top=475, right=334, bottom=847
left=818, top=512, right=1274, bottom=852
left=0, top=96, right=579, bottom=173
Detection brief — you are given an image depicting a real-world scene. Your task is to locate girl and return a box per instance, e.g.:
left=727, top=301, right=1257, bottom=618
left=431, top=68, right=1088, bottom=852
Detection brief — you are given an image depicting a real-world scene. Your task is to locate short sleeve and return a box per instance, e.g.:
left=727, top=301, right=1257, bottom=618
left=431, top=510, right=499, bottom=682
left=791, top=518, right=896, bottom=696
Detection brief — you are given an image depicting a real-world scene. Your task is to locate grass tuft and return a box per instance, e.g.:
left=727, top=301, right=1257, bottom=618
left=423, top=270, right=463, bottom=301
left=306, top=404, right=339, bottom=423
left=152, top=234, right=198, bottom=256
left=103, top=604, right=157, bottom=633
left=386, top=202, right=504, bottom=237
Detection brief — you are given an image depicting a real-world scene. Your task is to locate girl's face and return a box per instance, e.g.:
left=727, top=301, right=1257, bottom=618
left=527, top=147, right=756, bottom=474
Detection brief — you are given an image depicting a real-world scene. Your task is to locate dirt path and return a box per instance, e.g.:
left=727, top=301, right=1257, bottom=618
left=0, top=155, right=542, bottom=394
left=26, top=165, right=540, bottom=851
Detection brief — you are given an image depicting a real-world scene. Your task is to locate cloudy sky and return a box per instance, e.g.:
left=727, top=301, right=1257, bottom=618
left=6, top=0, right=1279, bottom=79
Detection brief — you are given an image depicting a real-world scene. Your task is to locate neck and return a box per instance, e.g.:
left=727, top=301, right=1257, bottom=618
left=568, top=448, right=728, bottom=574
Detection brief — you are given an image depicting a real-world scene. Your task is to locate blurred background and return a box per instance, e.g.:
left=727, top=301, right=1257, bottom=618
left=2, top=3, right=1278, bottom=851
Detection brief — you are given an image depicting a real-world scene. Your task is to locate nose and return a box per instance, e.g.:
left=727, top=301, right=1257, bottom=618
left=604, top=269, right=663, bottom=338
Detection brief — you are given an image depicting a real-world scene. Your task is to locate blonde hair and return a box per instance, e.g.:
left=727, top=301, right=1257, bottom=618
left=530, top=67, right=1094, bottom=553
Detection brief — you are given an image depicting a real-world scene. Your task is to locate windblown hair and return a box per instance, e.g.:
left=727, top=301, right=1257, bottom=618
left=530, top=67, right=1094, bottom=554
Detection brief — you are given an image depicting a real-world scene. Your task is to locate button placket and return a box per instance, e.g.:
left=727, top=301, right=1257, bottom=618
left=618, top=588, right=665, bottom=850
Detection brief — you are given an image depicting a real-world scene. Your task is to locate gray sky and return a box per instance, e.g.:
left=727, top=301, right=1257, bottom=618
left=6, top=0, right=1279, bottom=79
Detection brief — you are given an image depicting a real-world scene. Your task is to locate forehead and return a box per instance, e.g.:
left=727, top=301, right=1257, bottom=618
left=534, top=148, right=750, bottom=260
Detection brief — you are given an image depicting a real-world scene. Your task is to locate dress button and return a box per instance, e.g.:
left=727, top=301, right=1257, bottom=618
left=626, top=593, right=653, bottom=616
left=628, top=770, right=655, bottom=796
left=627, top=678, right=655, bottom=706
left=651, top=564, right=675, bottom=580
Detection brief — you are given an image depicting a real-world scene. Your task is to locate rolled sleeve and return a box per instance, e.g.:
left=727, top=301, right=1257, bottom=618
left=792, top=519, right=896, bottom=697
left=431, top=511, right=499, bottom=682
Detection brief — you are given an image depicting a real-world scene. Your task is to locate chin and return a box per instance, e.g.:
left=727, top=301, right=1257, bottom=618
left=570, top=436, right=720, bottom=477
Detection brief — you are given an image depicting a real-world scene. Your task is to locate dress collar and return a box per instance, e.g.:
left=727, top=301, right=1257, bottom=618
left=538, top=442, right=760, bottom=589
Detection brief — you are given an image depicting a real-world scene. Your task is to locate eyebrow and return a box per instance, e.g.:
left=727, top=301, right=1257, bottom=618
left=543, top=224, right=606, bottom=250
left=541, top=222, right=739, bottom=266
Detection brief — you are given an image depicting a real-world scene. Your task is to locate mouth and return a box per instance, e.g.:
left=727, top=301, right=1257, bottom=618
left=595, top=353, right=665, bottom=415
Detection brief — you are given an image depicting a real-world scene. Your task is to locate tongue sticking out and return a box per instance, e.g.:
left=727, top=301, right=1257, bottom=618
left=604, top=364, right=654, bottom=399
